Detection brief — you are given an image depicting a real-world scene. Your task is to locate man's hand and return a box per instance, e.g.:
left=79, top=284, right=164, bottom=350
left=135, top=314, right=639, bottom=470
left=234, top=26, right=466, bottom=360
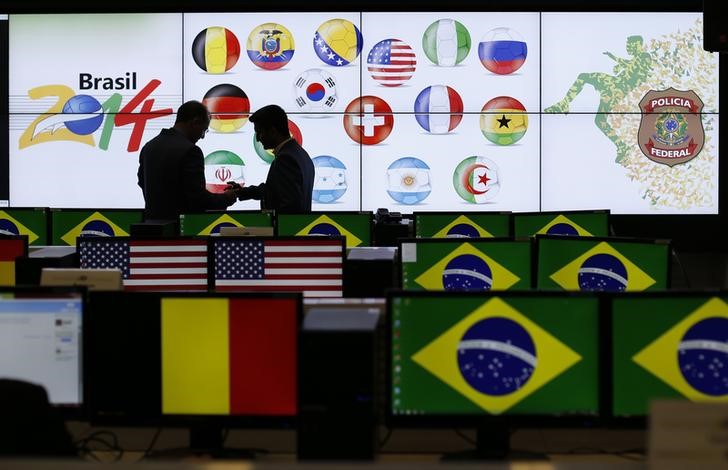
left=223, top=187, right=238, bottom=204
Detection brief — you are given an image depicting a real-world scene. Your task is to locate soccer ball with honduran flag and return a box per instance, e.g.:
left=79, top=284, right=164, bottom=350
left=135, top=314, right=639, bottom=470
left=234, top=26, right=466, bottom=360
left=204, top=150, right=245, bottom=193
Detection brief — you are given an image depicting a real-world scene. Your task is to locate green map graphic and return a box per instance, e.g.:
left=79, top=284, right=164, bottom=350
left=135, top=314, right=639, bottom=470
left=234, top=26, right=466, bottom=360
left=546, top=20, right=718, bottom=210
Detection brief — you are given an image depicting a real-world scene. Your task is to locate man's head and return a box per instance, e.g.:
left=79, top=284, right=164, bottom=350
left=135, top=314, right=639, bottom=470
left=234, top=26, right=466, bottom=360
left=249, top=104, right=289, bottom=150
left=174, top=100, right=210, bottom=143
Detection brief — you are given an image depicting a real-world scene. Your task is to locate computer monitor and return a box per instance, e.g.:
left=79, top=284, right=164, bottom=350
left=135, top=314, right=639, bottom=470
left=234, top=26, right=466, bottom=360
left=535, top=235, right=671, bottom=292
left=611, top=292, right=728, bottom=421
left=276, top=212, right=373, bottom=248
left=179, top=211, right=274, bottom=236
left=413, top=212, right=511, bottom=238
left=210, top=236, right=346, bottom=298
left=77, top=237, right=209, bottom=292
left=388, top=290, right=602, bottom=457
left=0, top=208, right=48, bottom=245
left=1, top=235, right=28, bottom=286
left=0, top=286, right=84, bottom=413
left=85, top=291, right=301, bottom=452
left=398, top=238, right=532, bottom=291
left=49, top=208, right=144, bottom=246
left=513, top=210, right=611, bottom=238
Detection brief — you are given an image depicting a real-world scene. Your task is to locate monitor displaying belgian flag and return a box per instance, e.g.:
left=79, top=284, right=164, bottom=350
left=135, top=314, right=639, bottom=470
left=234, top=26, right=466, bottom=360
left=612, top=295, right=728, bottom=417
left=414, top=212, right=511, bottom=238
left=276, top=212, right=372, bottom=248
left=0, top=236, right=28, bottom=286
left=390, top=294, right=600, bottom=416
left=513, top=210, right=610, bottom=237
left=0, top=208, right=47, bottom=245
left=50, top=209, right=143, bottom=246
left=399, top=238, right=532, bottom=291
left=536, top=235, right=670, bottom=292
left=161, top=297, right=297, bottom=416
left=179, top=211, right=273, bottom=236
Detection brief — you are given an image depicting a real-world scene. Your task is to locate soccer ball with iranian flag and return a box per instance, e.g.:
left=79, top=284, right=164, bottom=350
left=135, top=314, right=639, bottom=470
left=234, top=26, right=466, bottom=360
left=204, top=150, right=245, bottom=193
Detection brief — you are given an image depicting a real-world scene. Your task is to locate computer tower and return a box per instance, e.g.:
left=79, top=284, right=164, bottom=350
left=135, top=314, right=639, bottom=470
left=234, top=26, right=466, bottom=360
left=298, top=308, right=381, bottom=460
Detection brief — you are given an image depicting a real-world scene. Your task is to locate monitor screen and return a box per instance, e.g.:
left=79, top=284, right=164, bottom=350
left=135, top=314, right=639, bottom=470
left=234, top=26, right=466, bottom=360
left=78, top=237, right=208, bottom=292
left=179, top=211, right=273, bottom=236
left=513, top=210, right=610, bottom=238
left=211, top=236, right=345, bottom=297
left=536, top=235, right=670, bottom=292
left=399, top=238, right=532, bottom=291
left=86, top=291, right=300, bottom=424
left=389, top=292, right=600, bottom=422
left=50, top=209, right=143, bottom=246
left=0, top=288, right=83, bottom=407
left=0, top=208, right=48, bottom=245
left=414, top=212, right=511, bottom=238
left=1, top=235, right=27, bottom=286
left=611, top=294, right=728, bottom=418
left=276, top=212, right=372, bottom=247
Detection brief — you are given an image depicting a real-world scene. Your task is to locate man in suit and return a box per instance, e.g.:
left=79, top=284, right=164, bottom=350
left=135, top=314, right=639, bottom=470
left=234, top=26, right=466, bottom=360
left=233, top=105, right=314, bottom=213
left=137, top=100, right=237, bottom=221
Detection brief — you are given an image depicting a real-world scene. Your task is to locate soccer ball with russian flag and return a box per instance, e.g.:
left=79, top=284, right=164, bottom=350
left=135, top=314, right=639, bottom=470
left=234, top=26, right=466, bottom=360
left=414, top=85, right=463, bottom=134
left=478, top=27, right=528, bottom=75
left=422, top=19, right=471, bottom=66
left=386, top=157, right=432, bottom=205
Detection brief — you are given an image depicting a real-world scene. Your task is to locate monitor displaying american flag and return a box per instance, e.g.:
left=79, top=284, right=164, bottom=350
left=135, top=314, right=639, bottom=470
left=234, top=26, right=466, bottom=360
left=78, top=238, right=208, bottom=291
left=212, top=237, right=345, bottom=298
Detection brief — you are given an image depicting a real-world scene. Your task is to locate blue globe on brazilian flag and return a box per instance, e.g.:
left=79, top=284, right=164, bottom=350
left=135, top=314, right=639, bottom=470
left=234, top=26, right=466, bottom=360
left=480, top=96, right=528, bottom=146
left=422, top=19, right=471, bottom=66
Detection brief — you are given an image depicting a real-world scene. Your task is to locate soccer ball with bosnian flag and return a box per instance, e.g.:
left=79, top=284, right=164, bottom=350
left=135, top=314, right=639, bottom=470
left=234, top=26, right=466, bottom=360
left=204, top=150, right=245, bottom=193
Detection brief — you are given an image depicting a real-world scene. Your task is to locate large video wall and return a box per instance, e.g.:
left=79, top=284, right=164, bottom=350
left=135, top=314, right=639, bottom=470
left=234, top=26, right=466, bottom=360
left=4, top=12, right=719, bottom=214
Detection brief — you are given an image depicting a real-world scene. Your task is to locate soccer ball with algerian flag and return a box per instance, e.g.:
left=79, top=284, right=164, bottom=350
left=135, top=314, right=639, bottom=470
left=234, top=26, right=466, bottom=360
left=422, top=19, right=471, bottom=66
left=452, top=156, right=500, bottom=203
left=386, top=157, right=432, bottom=205
left=204, top=150, right=245, bottom=193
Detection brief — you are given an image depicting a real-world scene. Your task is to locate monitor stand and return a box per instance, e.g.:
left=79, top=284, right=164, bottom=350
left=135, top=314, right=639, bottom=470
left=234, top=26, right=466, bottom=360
left=441, top=419, right=548, bottom=461
left=147, top=424, right=261, bottom=460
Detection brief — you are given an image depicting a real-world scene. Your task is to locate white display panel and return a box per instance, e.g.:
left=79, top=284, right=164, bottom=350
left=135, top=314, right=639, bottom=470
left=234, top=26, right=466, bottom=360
left=9, top=14, right=183, bottom=208
left=542, top=13, right=719, bottom=214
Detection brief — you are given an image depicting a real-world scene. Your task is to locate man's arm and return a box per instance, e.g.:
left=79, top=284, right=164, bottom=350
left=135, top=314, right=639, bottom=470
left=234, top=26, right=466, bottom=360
left=182, top=146, right=235, bottom=211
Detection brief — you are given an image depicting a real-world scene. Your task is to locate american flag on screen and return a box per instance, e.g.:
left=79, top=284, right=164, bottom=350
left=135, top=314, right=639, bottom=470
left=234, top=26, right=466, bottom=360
left=213, top=238, right=344, bottom=298
left=367, top=39, right=417, bottom=87
left=78, top=238, right=208, bottom=291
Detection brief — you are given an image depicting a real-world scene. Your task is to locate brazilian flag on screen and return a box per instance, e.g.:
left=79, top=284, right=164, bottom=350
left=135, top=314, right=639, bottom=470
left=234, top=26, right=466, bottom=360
left=0, top=209, right=47, bottom=245
left=391, top=295, right=599, bottom=415
left=514, top=212, right=609, bottom=237
left=179, top=212, right=273, bottom=236
left=51, top=209, right=143, bottom=246
left=612, top=296, right=728, bottom=416
left=277, top=213, right=371, bottom=248
left=400, top=240, right=531, bottom=291
left=415, top=213, right=510, bottom=238
left=536, top=237, right=669, bottom=292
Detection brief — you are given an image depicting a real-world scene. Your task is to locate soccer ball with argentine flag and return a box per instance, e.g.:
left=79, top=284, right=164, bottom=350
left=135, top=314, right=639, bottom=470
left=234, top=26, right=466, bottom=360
left=386, top=157, right=432, bottom=205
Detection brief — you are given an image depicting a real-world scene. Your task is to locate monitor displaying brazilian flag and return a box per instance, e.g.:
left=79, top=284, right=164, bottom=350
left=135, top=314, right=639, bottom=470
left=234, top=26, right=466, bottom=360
left=399, top=238, right=532, bottom=291
left=390, top=293, right=599, bottom=416
left=513, top=210, right=610, bottom=237
left=179, top=211, right=273, bottom=236
left=276, top=212, right=372, bottom=248
left=612, top=295, right=728, bottom=417
left=0, top=208, right=47, bottom=245
left=536, top=236, right=670, bottom=292
left=51, top=209, right=143, bottom=246
left=414, top=212, right=510, bottom=238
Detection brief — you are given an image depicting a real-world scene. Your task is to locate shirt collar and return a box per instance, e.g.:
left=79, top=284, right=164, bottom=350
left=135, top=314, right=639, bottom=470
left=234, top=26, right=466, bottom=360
left=273, top=137, right=294, bottom=156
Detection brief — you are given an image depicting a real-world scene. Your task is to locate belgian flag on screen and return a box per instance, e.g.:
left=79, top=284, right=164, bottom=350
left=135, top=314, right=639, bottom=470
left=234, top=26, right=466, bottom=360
left=0, top=237, right=28, bottom=286
left=179, top=212, right=273, bottom=236
left=612, top=296, right=728, bottom=416
left=51, top=209, right=143, bottom=246
left=537, top=237, right=669, bottom=292
left=414, top=213, right=510, bottom=238
left=0, top=209, right=47, bottom=245
left=391, top=295, right=599, bottom=415
left=400, top=240, right=531, bottom=291
left=277, top=213, right=371, bottom=248
left=161, top=297, right=297, bottom=416
left=513, top=212, right=609, bottom=237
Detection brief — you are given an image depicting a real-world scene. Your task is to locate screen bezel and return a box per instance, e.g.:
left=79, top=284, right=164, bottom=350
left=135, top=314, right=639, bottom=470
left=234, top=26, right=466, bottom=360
left=512, top=210, right=612, bottom=238
left=412, top=211, right=513, bottom=238
left=275, top=211, right=374, bottom=247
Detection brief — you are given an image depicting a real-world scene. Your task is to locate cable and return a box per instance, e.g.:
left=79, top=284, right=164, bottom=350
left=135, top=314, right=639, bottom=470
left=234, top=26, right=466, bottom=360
left=454, top=429, right=476, bottom=446
left=75, top=430, right=124, bottom=462
left=671, top=247, right=691, bottom=288
left=378, top=427, right=392, bottom=448
left=143, top=428, right=163, bottom=458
